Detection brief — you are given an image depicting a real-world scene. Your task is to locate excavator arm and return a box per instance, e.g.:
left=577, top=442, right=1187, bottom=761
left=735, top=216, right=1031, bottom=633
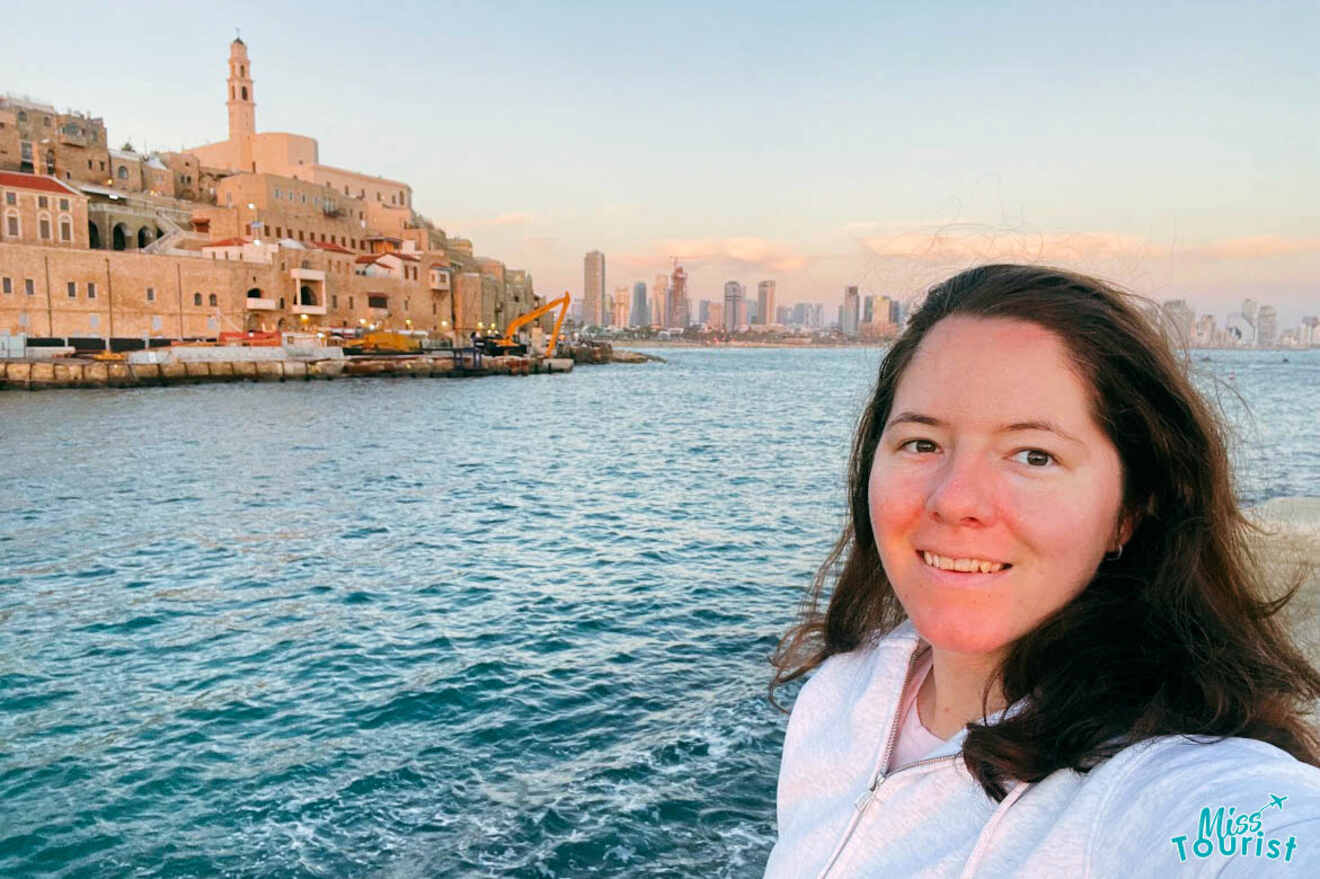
left=500, top=292, right=571, bottom=358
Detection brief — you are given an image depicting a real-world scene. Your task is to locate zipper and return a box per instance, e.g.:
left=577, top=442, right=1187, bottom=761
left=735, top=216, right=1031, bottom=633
left=815, top=643, right=934, bottom=879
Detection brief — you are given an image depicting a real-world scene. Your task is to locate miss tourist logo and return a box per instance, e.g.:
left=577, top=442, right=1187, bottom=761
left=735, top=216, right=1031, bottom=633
left=1171, top=794, right=1298, bottom=863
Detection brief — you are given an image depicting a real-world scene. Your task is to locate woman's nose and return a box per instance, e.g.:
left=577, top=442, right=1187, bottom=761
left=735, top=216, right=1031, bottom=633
left=925, top=451, right=995, bottom=526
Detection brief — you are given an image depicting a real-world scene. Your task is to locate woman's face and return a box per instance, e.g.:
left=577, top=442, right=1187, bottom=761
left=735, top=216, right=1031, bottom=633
left=868, top=315, right=1129, bottom=659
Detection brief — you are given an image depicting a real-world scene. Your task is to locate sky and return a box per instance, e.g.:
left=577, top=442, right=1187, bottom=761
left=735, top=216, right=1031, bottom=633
left=3, top=0, right=1317, bottom=325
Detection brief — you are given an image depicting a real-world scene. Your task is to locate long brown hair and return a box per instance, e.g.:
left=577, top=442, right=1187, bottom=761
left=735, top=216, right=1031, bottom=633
left=771, top=264, right=1320, bottom=799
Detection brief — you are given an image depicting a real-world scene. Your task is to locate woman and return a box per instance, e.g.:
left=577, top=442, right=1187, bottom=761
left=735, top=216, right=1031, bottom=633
left=765, top=265, right=1320, bottom=877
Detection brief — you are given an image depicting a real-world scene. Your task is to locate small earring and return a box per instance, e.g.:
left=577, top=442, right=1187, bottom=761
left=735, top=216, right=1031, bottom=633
left=1104, top=545, right=1124, bottom=562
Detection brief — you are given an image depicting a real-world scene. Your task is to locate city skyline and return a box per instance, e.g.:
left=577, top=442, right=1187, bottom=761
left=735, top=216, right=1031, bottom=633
left=5, top=2, right=1317, bottom=325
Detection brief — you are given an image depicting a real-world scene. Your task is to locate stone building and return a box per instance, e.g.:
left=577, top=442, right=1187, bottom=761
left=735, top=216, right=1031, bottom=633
left=0, top=37, right=535, bottom=346
left=1, top=172, right=89, bottom=249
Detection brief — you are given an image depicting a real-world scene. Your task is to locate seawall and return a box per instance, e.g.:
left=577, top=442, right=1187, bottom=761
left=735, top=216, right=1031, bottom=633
left=0, top=354, right=573, bottom=390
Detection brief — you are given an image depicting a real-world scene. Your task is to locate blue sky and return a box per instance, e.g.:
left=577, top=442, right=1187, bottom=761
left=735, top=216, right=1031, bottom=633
left=3, top=0, right=1317, bottom=323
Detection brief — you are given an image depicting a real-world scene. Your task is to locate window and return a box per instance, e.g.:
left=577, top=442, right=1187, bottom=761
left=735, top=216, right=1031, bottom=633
left=1, top=277, right=8, bottom=294
left=43, top=116, right=51, bottom=127
left=88, top=282, right=96, bottom=299
left=278, top=297, right=285, bottom=309
left=99, top=160, right=105, bottom=171
left=368, top=294, right=388, bottom=309
left=208, top=293, right=217, bottom=306
left=39, top=214, right=51, bottom=240
left=38, top=196, right=48, bottom=208
left=59, top=198, right=69, bottom=211
left=87, top=159, right=93, bottom=169
left=59, top=216, right=71, bottom=242
left=4, top=191, right=14, bottom=205
left=17, top=110, right=26, bottom=122
left=151, top=316, right=163, bottom=331
left=6, top=211, right=19, bottom=237
left=348, top=296, right=354, bottom=310
left=332, top=294, right=338, bottom=308
left=146, top=287, right=155, bottom=302
left=194, top=292, right=202, bottom=305
left=25, top=278, right=35, bottom=296
left=117, top=166, right=128, bottom=180
left=67, top=281, right=76, bottom=298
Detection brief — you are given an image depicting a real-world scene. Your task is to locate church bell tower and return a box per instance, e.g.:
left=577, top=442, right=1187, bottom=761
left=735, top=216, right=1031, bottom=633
left=226, top=37, right=256, bottom=170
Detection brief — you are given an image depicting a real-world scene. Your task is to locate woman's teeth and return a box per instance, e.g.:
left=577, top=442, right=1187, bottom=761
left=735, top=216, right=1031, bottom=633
left=922, top=552, right=1006, bottom=574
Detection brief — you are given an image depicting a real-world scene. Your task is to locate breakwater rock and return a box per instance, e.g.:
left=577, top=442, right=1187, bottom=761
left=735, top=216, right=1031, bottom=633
left=0, top=354, right=572, bottom=390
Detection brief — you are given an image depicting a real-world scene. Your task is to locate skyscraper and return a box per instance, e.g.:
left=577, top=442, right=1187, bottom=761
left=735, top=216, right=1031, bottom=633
left=612, top=286, right=630, bottom=327
left=583, top=250, right=605, bottom=327
left=631, top=282, right=648, bottom=328
left=842, top=285, right=860, bottom=336
left=669, top=264, right=688, bottom=329
left=1257, top=305, right=1278, bottom=347
left=757, top=280, right=776, bottom=327
left=1161, top=299, right=1195, bottom=346
left=723, top=281, right=745, bottom=330
left=653, top=273, right=669, bottom=328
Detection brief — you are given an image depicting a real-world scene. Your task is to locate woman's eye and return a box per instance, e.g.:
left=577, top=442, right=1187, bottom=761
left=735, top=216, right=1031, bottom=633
left=1012, top=449, right=1056, bottom=467
left=900, top=439, right=938, bottom=454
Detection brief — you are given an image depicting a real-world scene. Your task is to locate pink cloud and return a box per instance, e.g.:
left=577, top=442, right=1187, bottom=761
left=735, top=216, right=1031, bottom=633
left=490, top=211, right=534, bottom=226
left=620, top=236, right=810, bottom=273
left=1192, top=236, right=1320, bottom=260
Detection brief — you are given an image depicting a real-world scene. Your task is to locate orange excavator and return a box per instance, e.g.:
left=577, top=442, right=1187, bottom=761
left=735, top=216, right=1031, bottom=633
left=483, top=292, right=571, bottom=357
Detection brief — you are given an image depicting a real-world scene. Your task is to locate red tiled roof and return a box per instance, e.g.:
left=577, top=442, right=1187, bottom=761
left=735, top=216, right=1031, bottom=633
left=394, top=252, right=420, bottom=262
left=430, top=262, right=449, bottom=268
left=203, top=237, right=252, bottom=248
left=311, top=240, right=353, bottom=254
left=0, top=171, right=81, bottom=196
left=355, top=254, right=384, bottom=264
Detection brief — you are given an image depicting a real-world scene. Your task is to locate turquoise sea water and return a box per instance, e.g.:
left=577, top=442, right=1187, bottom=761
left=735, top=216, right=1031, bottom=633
left=1, top=346, right=1317, bottom=877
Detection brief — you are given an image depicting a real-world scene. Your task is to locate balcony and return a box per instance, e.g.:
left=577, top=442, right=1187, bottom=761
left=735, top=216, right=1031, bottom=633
left=290, top=267, right=325, bottom=282
left=59, top=127, right=92, bottom=147
left=292, top=303, right=327, bottom=316
left=245, top=297, right=278, bottom=311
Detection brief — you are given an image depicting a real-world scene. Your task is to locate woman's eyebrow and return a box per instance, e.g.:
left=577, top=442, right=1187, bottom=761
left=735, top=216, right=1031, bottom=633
left=885, top=411, right=1083, bottom=445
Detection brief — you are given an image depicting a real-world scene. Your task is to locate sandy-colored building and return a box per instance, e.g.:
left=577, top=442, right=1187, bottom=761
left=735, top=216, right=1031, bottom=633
left=1, top=172, right=89, bottom=249
left=0, top=37, right=540, bottom=346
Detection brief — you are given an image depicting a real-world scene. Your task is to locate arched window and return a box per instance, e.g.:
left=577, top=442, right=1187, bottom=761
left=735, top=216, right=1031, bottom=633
left=208, top=293, right=217, bottom=306
left=194, top=292, right=202, bottom=306
left=241, top=86, right=248, bottom=100
left=59, top=215, right=72, bottom=242
left=117, top=166, right=128, bottom=180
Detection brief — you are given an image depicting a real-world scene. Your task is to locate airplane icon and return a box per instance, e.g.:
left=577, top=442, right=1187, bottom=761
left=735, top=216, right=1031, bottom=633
left=1270, top=794, right=1287, bottom=810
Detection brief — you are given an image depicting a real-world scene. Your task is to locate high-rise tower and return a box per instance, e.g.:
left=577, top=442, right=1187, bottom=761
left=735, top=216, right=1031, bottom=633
left=227, top=37, right=256, bottom=171
left=584, top=250, right=605, bottom=327
left=757, top=280, right=775, bottom=327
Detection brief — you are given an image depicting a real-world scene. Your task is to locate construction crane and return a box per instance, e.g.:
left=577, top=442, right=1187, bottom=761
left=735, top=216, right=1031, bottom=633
left=489, top=292, right=572, bottom=358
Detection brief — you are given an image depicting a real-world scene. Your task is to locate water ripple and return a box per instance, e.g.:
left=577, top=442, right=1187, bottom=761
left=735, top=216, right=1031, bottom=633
left=0, top=347, right=1315, bottom=877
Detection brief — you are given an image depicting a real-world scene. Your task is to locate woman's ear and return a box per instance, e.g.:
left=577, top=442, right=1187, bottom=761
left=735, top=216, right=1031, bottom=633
left=1115, top=509, right=1137, bottom=549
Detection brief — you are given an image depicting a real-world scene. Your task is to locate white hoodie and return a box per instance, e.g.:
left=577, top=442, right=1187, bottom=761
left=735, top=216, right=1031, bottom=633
left=765, top=619, right=1320, bottom=877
